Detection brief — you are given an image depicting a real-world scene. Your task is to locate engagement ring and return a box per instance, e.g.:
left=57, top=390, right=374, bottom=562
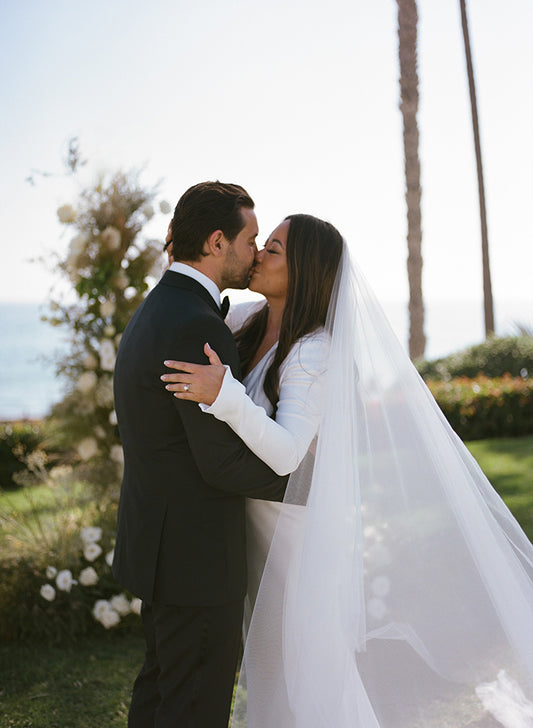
left=184, top=384, right=190, bottom=392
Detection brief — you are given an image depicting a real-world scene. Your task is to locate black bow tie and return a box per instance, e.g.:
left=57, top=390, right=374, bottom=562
left=220, top=295, right=230, bottom=319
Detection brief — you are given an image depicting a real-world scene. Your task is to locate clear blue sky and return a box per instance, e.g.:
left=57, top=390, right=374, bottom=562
left=1, top=0, right=532, bottom=337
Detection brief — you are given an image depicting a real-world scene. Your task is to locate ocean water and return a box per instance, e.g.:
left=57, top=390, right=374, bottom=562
left=0, top=299, right=530, bottom=420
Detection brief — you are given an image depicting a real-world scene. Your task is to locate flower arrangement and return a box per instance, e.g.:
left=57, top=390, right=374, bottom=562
left=38, top=524, right=141, bottom=630
left=43, top=167, right=172, bottom=491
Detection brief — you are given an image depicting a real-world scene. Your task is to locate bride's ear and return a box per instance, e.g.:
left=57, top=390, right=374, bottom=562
left=205, top=229, right=228, bottom=258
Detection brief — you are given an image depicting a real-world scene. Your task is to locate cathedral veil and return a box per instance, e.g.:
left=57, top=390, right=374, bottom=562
left=231, top=243, right=533, bottom=728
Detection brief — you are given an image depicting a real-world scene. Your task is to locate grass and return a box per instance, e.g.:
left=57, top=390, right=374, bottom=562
left=0, top=633, right=144, bottom=728
left=0, top=435, right=531, bottom=726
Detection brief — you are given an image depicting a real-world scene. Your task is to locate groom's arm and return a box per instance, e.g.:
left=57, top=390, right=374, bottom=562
left=169, top=319, right=288, bottom=501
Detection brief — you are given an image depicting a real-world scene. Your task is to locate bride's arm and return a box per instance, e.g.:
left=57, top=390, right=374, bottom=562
left=163, top=335, right=329, bottom=476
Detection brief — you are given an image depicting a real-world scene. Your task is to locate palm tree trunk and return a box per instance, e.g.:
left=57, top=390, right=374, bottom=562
left=459, top=0, right=495, bottom=336
left=397, top=0, right=426, bottom=361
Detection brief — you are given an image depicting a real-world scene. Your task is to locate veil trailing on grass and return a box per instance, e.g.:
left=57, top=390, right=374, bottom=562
left=231, top=243, right=533, bottom=728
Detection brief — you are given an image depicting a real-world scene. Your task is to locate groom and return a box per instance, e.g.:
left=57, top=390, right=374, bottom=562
left=112, top=182, right=287, bottom=728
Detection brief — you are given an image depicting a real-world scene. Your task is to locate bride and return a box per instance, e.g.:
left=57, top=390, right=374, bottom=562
left=162, top=214, right=533, bottom=727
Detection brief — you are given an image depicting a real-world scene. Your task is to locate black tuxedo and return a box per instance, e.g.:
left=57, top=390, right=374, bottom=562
left=112, top=270, right=287, bottom=727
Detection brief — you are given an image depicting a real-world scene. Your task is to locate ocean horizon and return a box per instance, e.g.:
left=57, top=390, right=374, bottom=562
left=0, top=298, right=530, bottom=421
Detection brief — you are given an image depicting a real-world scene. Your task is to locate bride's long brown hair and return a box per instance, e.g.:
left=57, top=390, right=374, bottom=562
left=234, top=214, right=343, bottom=416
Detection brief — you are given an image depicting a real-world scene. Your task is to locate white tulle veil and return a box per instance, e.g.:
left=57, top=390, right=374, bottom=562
left=231, top=243, right=533, bottom=728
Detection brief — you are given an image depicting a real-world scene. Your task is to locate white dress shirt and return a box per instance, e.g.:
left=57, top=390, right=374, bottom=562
left=169, top=261, right=222, bottom=309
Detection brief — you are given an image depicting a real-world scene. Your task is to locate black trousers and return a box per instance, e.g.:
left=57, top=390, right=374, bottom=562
left=129, top=599, right=243, bottom=728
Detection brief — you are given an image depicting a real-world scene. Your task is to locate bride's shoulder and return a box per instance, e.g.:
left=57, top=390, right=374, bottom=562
left=225, top=298, right=265, bottom=334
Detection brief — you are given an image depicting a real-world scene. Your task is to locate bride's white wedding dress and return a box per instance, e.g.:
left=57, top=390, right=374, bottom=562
left=199, top=248, right=533, bottom=728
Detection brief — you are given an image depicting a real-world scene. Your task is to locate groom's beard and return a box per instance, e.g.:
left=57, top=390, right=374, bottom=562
left=221, top=259, right=255, bottom=290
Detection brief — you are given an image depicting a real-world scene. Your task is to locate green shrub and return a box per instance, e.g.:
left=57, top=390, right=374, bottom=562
left=417, top=336, right=533, bottom=381
left=428, top=375, right=533, bottom=440
left=0, top=421, right=45, bottom=490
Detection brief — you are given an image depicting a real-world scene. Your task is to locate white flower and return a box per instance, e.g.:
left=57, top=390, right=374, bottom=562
left=94, top=426, right=106, bottom=439
left=77, top=370, right=97, bottom=394
left=56, top=569, right=74, bottom=592
left=69, top=233, right=89, bottom=258
left=100, top=607, right=120, bottom=629
left=99, top=339, right=116, bottom=372
left=93, top=599, right=110, bottom=620
left=101, top=226, right=121, bottom=251
left=159, top=200, right=171, bottom=215
left=110, top=594, right=131, bottom=616
left=99, top=299, right=116, bottom=318
left=114, top=333, right=122, bottom=347
left=80, top=526, right=102, bottom=544
left=109, top=410, right=118, bottom=426
left=83, top=352, right=98, bottom=370
left=84, top=542, right=103, bottom=562
left=95, top=377, right=114, bottom=407
left=77, top=437, right=99, bottom=461
left=130, top=597, right=142, bottom=616
left=113, top=269, right=129, bottom=290
left=105, top=549, right=114, bottom=567
left=367, top=597, right=387, bottom=620
left=40, top=584, right=56, bottom=602
left=141, top=203, right=154, bottom=219
left=57, top=204, right=77, bottom=223
left=79, top=566, right=99, bottom=586
left=104, top=325, right=116, bottom=338
left=110, top=445, right=124, bottom=465
left=371, top=576, right=391, bottom=598
left=46, top=566, right=57, bottom=579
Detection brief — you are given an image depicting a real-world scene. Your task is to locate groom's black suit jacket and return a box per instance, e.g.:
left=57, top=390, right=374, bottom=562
left=112, top=270, right=287, bottom=606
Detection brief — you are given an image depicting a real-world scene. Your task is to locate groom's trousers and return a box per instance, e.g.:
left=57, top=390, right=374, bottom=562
left=129, top=599, right=243, bottom=728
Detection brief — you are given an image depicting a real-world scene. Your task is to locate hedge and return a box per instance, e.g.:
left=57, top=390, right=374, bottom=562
left=428, top=375, right=533, bottom=440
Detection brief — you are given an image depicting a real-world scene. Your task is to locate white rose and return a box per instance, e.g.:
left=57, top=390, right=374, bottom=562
left=79, top=566, right=99, bottom=586
left=80, top=526, right=102, bottom=544
left=95, top=377, right=114, bottom=407
left=99, top=339, right=116, bottom=372
left=99, top=299, right=116, bottom=318
left=101, top=226, right=121, bottom=251
left=113, top=269, right=129, bottom=290
left=105, top=549, right=114, bottom=567
left=40, top=584, right=56, bottom=602
left=110, top=445, right=124, bottom=465
left=109, top=410, right=118, bottom=426
left=84, top=542, right=103, bottom=562
left=159, top=200, right=171, bottom=215
left=57, top=204, right=77, bottom=223
left=56, top=569, right=74, bottom=592
left=69, top=232, right=89, bottom=258
left=46, top=566, right=57, bottom=579
left=77, top=371, right=97, bottom=394
left=100, top=607, right=120, bottom=629
left=83, top=352, right=98, bottom=370
left=77, top=437, right=98, bottom=461
left=104, top=325, right=116, bottom=338
left=141, top=203, right=154, bottom=219
left=92, top=599, right=110, bottom=620
left=130, top=597, right=142, bottom=616
left=110, top=593, right=131, bottom=616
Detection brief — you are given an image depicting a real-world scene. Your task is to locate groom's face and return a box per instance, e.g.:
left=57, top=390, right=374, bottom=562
left=221, top=207, right=259, bottom=289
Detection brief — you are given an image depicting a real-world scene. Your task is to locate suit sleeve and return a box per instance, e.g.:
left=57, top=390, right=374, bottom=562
left=169, top=318, right=288, bottom=501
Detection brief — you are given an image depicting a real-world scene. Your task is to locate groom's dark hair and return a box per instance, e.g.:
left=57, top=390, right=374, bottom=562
left=170, top=181, right=254, bottom=261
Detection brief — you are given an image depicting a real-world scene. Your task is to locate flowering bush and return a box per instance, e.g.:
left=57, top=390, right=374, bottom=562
left=428, top=375, right=533, bottom=440
left=37, top=523, right=141, bottom=632
left=44, top=169, right=172, bottom=491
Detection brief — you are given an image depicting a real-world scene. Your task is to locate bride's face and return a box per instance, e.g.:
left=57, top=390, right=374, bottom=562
left=248, top=220, right=289, bottom=300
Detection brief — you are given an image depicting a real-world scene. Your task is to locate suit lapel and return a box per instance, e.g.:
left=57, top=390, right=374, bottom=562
left=160, top=271, right=223, bottom=319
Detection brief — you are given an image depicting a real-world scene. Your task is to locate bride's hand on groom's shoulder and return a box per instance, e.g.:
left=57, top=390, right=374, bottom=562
left=161, top=343, right=225, bottom=406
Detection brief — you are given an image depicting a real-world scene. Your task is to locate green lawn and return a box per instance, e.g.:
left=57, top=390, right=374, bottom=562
left=0, top=435, right=531, bottom=727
